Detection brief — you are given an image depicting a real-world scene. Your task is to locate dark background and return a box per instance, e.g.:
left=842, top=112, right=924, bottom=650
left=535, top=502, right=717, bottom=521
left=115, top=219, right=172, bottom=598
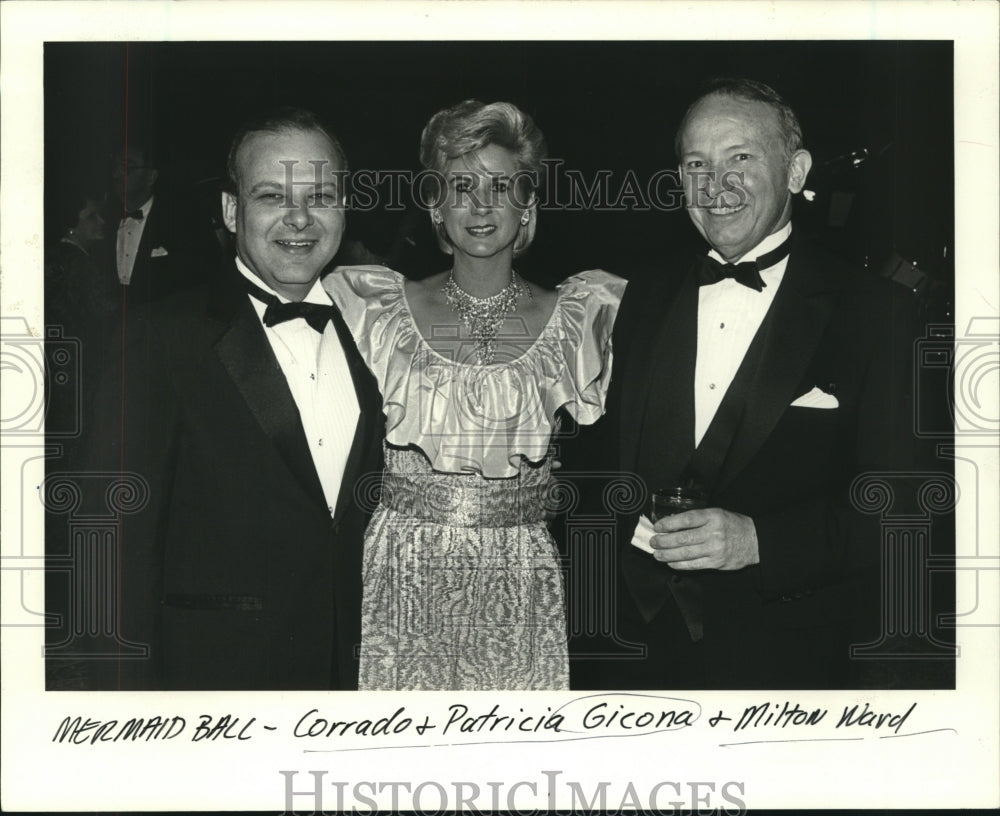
left=45, top=40, right=953, bottom=305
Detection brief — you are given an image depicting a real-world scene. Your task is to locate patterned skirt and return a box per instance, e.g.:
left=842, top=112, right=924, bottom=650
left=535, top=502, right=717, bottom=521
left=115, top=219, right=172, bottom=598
left=358, top=445, right=569, bottom=690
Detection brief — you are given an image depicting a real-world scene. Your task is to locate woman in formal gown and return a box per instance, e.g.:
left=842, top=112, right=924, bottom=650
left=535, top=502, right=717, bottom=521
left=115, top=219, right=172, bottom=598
left=325, top=100, right=625, bottom=690
left=45, top=193, right=117, bottom=444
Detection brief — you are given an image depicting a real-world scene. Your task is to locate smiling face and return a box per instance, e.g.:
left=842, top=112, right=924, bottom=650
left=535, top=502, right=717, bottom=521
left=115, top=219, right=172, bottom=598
left=436, top=143, right=534, bottom=264
left=222, top=127, right=345, bottom=301
left=678, top=93, right=811, bottom=261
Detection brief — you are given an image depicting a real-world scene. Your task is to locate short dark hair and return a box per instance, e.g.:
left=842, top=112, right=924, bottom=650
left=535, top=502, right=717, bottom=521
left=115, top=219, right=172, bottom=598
left=674, top=77, right=804, bottom=160
left=224, top=106, right=347, bottom=194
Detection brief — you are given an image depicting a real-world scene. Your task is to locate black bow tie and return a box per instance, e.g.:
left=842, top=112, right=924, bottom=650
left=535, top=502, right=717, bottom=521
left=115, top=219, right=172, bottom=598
left=123, top=208, right=145, bottom=221
left=243, top=277, right=334, bottom=333
left=696, top=237, right=792, bottom=292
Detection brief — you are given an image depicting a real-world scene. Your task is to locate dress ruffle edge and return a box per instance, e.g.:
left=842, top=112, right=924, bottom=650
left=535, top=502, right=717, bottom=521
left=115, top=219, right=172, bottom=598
left=325, top=265, right=625, bottom=478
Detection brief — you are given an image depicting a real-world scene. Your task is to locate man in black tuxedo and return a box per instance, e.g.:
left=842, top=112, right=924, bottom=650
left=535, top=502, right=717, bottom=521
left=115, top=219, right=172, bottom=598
left=574, top=79, right=920, bottom=690
left=63, top=108, right=383, bottom=690
left=107, top=143, right=204, bottom=303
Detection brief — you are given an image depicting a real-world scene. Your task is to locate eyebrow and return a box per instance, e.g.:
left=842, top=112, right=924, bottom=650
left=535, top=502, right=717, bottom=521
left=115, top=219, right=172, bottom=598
left=247, top=180, right=338, bottom=194
left=681, top=142, right=755, bottom=157
left=248, top=181, right=284, bottom=194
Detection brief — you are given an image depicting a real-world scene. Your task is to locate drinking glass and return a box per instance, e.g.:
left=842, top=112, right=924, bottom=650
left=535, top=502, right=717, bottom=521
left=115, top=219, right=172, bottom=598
left=650, top=486, right=707, bottom=522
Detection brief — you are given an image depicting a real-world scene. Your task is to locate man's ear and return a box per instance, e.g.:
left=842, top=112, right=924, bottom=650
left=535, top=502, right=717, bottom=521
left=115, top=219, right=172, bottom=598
left=149, top=168, right=160, bottom=187
left=221, top=190, right=237, bottom=234
left=787, top=149, right=813, bottom=194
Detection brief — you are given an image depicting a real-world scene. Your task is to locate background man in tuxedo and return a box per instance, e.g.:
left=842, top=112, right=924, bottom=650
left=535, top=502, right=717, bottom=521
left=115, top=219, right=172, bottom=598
left=108, top=143, right=205, bottom=302
left=56, top=108, right=383, bottom=690
left=576, top=78, right=920, bottom=689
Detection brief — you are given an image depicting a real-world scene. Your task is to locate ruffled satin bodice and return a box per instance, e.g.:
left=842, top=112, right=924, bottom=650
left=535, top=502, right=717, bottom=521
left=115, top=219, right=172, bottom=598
left=325, top=266, right=625, bottom=478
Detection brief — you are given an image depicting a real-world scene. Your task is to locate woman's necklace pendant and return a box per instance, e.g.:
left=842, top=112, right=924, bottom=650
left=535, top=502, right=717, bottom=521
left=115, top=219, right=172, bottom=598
left=442, top=270, right=530, bottom=364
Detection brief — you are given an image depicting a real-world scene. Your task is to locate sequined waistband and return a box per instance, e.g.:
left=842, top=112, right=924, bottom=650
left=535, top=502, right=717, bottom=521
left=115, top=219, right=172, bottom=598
left=379, top=470, right=549, bottom=528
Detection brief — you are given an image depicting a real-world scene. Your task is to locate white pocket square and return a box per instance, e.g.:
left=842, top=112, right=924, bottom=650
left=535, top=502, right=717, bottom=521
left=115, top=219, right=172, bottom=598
left=150, top=246, right=169, bottom=258
left=791, top=386, right=838, bottom=409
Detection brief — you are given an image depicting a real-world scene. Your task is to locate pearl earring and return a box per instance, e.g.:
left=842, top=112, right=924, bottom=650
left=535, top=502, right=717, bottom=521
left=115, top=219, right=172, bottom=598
left=520, top=212, right=530, bottom=225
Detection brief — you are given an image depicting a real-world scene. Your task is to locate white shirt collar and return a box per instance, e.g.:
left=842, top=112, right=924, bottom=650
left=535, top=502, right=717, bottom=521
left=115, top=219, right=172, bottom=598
left=708, top=222, right=792, bottom=267
left=234, top=256, right=329, bottom=305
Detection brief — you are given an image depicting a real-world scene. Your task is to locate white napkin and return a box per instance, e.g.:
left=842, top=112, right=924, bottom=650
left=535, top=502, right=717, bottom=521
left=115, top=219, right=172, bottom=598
left=630, top=514, right=657, bottom=555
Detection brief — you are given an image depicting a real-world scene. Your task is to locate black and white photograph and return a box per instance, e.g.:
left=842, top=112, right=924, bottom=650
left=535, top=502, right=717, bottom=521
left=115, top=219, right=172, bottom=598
left=1, top=1, right=997, bottom=813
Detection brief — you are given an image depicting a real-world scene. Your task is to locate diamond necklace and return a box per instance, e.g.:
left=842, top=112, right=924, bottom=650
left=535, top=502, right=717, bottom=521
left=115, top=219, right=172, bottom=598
left=442, top=269, right=530, bottom=365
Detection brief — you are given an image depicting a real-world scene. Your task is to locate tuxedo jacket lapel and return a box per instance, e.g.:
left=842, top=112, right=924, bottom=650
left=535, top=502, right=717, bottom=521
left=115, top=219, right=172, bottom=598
left=632, top=273, right=700, bottom=487
left=329, top=301, right=382, bottom=524
left=125, top=205, right=161, bottom=294
left=714, top=237, right=842, bottom=493
left=211, top=277, right=329, bottom=514
left=618, top=263, right=696, bottom=477
left=616, top=260, right=703, bottom=631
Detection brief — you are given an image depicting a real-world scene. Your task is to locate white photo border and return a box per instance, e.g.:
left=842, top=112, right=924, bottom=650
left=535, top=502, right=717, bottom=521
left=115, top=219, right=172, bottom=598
left=1, top=1, right=997, bottom=812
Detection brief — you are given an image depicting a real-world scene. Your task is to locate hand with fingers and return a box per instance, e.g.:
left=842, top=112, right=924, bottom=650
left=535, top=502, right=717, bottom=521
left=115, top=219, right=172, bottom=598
left=649, top=507, right=759, bottom=571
